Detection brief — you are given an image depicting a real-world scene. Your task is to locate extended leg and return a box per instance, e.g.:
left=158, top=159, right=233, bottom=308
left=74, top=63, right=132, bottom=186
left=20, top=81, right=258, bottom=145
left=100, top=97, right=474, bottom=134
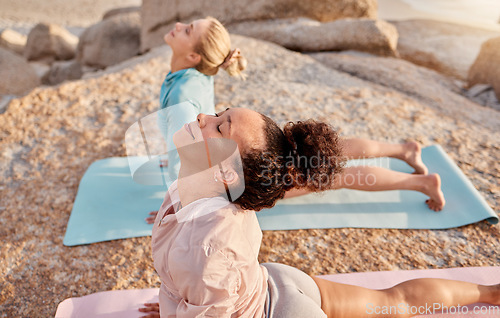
left=333, top=166, right=445, bottom=211
left=312, top=276, right=499, bottom=318
left=341, top=138, right=428, bottom=175
left=284, top=166, right=445, bottom=210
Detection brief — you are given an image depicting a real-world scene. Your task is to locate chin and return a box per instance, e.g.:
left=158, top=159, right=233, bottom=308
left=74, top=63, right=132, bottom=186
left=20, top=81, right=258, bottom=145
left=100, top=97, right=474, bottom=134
left=172, top=129, right=195, bottom=150
left=163, top=34, right=170, bottom=45
left=172, top=130, right=182, bottom=148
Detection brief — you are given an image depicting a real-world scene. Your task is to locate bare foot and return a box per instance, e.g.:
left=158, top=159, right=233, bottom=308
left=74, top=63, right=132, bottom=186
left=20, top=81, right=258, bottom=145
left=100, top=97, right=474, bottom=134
left=495, top=284, right=500, bottom=305
left=421, top=174, right=445, bottom=211
left=482, top=283, right=500, bottom=305
left=145, top=211, right=158, bottom=224
left=493, top=284, right=500, bottom=305
left=403, top=141, right=428, bottom=175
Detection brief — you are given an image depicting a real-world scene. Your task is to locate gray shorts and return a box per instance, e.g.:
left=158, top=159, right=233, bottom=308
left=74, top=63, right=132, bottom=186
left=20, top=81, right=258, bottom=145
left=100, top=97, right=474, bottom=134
left=262, top=263, right=327, bottom=318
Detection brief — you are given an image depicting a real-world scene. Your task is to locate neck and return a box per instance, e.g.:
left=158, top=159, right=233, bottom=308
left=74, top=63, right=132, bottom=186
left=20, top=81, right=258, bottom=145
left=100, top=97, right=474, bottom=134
left=177, top=167, right=222, bottom=207
left=170, top=53, right=196, bottom=73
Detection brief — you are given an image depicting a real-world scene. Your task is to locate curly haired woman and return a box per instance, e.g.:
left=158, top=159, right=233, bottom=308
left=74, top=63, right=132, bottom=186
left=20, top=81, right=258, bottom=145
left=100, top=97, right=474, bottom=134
left=139, top=108, right=492, bottom=317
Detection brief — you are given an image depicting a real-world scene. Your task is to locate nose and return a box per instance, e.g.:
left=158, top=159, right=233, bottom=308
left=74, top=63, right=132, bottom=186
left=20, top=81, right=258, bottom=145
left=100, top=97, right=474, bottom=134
left=197, top=113, right=207, bottom=128
left=175, top=22, right=182, bottom=31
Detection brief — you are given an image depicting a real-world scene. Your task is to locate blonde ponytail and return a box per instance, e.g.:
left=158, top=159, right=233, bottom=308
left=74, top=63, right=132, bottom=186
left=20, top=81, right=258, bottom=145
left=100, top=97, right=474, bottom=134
left=220, top=48, right=247, bottom=79
left=195, top=17, right=246, bottom=79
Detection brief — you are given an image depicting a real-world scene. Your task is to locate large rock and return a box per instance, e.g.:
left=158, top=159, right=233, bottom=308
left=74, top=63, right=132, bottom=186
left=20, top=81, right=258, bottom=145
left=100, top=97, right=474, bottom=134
left=77, top=12, right=141, bottom=69
left=102, top=6, right=141, bottom=20
left=29, top=62, right=51, bottom=80
left=228, top=18, right=398, bottom=56
left=309, top=51, right=466, bottom=112
left=392, top=19, right=500, bottom=80
left=141, top=0, right=377, bottom=52
left=24, top=23, right=78, bottom=62
left=0, top=48, right=40, bottom=95
left=0, top=29, right=26, bottom=56
left=468, top=36, right=500, bottom=100
left=42, top=60, right=83, bottom=85
left=464, top=84, right=500, bottom=111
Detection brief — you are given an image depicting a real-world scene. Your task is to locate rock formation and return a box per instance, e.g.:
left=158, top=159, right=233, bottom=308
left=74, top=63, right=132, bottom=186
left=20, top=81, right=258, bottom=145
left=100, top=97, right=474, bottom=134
left=391, top=19, right=500, bottom=80
left=228, top=18, right=398, bottom=56
left=102, top=6, right=141, bottom=20
left=0, top=29, right=26, bottom=55
left=468, top=36, right=500, bottom=100
left=0, top=47, right=40, bottom=96
left=24, top=23, right=78, bottom=62
left=140, top=0, right=377, bottom=52
left=42, top=60, right=83, bottom=85
left=310, top=51, right=461, bottom=107
left=77, top=11, right=141, bottom=69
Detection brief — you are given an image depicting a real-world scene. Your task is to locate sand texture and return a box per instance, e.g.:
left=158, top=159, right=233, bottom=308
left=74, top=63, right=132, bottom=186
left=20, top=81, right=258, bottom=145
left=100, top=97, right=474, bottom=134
left=0, top=34, right=499, bottom=317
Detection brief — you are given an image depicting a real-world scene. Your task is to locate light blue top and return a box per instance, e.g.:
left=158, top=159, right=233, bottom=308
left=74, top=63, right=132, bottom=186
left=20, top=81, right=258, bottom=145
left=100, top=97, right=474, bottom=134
left=157, top=68, right=215, bottom=181
left=159, top=68, right=214, bottom=111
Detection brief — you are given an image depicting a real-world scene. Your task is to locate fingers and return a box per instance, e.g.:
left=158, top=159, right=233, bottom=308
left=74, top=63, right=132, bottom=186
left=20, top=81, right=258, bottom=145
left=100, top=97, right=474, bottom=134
left=138, top=302, right=160, bottom=313
left=145, top=211, right=158, bottom=224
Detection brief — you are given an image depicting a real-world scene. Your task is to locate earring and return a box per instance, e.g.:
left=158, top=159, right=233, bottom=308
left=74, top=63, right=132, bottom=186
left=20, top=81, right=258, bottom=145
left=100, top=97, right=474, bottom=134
left=214, top=172, right=219, bottom=182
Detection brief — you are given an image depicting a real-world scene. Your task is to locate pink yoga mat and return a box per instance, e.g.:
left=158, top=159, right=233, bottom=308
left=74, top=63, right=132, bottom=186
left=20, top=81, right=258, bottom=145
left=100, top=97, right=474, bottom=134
left=55, top=267, right=499, bottom=317
left=55, top=288, right=159, bottom=318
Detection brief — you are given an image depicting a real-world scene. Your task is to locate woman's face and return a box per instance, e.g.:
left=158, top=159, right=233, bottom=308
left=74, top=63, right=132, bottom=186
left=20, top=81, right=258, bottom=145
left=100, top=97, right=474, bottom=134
left=164, top=19, right=210, bottom=57
left=173, top=108, right=265, bottom=156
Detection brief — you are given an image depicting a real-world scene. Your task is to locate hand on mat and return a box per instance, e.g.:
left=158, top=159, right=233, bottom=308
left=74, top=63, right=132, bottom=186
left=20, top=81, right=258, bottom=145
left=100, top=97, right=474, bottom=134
left=139, top=302, right=160, bottom=317
left=146, top=211, right=158, bottom=224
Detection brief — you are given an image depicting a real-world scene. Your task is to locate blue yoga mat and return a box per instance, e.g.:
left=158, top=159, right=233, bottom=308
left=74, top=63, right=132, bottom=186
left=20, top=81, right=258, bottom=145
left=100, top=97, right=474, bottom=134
left=63, top=157, right=172, bottom=246
left=259, top=145, right=498, bottom=230
left=63, top=145, right=498, bottom=246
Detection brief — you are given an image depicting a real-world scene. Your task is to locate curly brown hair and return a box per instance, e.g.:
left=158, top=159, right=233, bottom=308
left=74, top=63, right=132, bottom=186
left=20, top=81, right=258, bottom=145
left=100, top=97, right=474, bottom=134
left=233, top=114, right=345, bottom=211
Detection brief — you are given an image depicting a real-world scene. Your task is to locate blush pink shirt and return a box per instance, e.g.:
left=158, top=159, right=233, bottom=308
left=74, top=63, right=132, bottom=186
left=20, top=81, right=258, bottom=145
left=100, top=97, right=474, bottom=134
left=152, top=181, right=269, bottom=317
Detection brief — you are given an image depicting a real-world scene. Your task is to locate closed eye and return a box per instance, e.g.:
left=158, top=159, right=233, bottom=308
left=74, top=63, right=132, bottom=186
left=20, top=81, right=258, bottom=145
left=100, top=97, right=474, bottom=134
left=186, top=23, right=193, bottom=35
left=214, top=113, right=222, bottom=133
